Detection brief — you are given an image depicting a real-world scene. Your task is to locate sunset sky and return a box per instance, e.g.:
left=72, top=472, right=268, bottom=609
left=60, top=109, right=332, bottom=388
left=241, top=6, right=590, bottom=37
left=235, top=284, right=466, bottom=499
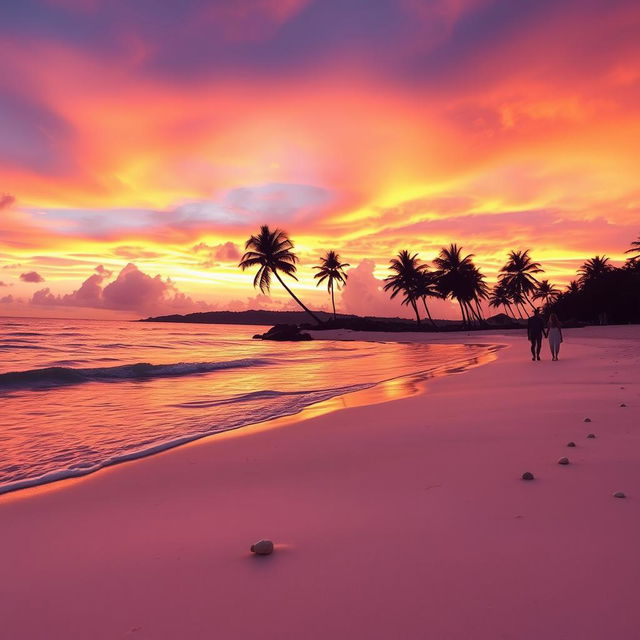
left=1, top=0, right=639, bottom=319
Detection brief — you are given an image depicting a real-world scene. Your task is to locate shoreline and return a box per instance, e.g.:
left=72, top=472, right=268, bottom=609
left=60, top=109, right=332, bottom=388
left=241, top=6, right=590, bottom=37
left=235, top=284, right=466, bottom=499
left=1, top=326, right=639, bottom=639
left=0, top=340, right=501, bottom=498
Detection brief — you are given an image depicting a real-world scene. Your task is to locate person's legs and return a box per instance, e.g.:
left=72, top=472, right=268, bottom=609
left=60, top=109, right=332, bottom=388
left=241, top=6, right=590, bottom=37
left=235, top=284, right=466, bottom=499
left=530, top=339, right=536, bottom=360
left=534, top=336, right=542, bottom=360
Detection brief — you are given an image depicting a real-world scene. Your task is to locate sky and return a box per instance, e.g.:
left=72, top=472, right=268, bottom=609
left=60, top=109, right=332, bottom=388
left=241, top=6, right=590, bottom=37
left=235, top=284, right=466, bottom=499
left=1, top=0, right=639, bottom=319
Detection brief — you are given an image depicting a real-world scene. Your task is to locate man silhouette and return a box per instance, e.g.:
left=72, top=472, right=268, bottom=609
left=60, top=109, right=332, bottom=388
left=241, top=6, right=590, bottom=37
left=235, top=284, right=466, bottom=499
left=527, top=308, right=545, bottom=361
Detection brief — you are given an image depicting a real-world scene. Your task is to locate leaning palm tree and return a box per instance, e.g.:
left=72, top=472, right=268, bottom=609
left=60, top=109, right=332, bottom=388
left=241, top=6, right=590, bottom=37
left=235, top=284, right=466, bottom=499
left=625, top=235, right=640, bottom=259
left=239, top=225, right=322, bottom=325
left=499, top=249, right=543, bottom=309
left=313, top=250, right=350, bottom=320
left=383, top=250, right=424, bottom=325
left=577, top=255, right=612, bottom=285
left=433, top=244, right=479, bottom=326
left=533, top=279, right=561, bottom=307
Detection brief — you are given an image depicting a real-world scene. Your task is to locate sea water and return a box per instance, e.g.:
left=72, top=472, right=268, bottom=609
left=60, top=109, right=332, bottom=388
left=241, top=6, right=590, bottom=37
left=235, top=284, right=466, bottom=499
left=0, top=317, right=493, bottom=494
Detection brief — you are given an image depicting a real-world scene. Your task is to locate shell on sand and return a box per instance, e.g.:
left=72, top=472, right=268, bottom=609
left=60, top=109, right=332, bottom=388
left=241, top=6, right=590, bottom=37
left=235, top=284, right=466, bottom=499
left=587, top=433, right=596, bottom=439
left=584, top=418, right=592, bottom=423
left=558, top=457, right=570, bottom=465
left=250, top=540, right=275, bottom=555
left=521, top=472, right=535, bottom=481
left=613, top=491, right=626, bottom=499
left=567, top=442, right=576, bottom=447
left=620, top=403, right=627, bottom=407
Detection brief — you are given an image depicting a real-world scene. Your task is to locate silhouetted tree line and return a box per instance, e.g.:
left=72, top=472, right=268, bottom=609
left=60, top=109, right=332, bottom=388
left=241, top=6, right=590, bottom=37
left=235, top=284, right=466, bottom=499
left=238, top=225, right=640, bottom=328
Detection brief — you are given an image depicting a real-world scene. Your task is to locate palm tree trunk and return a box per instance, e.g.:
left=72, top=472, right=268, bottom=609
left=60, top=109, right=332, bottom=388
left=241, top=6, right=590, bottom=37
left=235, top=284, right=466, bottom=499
left=465, top=300, right=479, bottom=326
left=274, top=270, right=323, bottom=325
left=330, top=282, right=336, bottom=321
left=422, top=297, right=438, bottom=329
left=410, top=299, right=421, bottom=325
left=458, top=300, right=468, bottom=327
left=474, top=297, right=484, bottom=321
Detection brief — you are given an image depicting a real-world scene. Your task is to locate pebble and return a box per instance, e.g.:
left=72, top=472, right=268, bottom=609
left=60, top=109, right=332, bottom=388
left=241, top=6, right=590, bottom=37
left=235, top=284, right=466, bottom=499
left=613, top=491, right=626, bottom=499
left=250, top=540, right=275, bottom=555
left=620, top=403, right=627, bottom=407
left=567, top=441, right=576, bottom=447
left=587, top=433, right=596, bottom=439
left=558, top=457, right=570, bottom=465
left=584, top=418, right=592, bottom=423
left=521, top=472, right=535, bottom=481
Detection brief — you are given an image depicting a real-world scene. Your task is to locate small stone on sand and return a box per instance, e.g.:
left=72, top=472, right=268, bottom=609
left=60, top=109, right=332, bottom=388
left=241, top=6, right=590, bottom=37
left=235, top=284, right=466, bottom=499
left=620, top=403, right=627, bottom=407
left=250, top=539, right=275, bottom=555
left=558, top=457, right=569, bottom=465
left=567, top=441, right=576, bottom=447
left=521, top=472, right=535, bottom=481
left=613, top=491, right=626, bottom=499
left=584, top=418, right=592, bottom=423
left=587, top=433, right=596, bottom=439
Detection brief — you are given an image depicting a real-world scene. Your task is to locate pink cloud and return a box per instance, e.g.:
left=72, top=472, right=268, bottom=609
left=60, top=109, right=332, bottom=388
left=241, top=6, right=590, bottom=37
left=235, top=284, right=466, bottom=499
left=339, top=260, right=409, bottom=319
left=30, top=263, right=213, bottom=315
left=20, top=271, right=45, bottom=283
left=227, top=293, right=297, bottom=312
left=192, top=241, right=241, bottom=267
left=0, top=194, right=15, bottom=210
left=339, top=259, right=458, bottom=320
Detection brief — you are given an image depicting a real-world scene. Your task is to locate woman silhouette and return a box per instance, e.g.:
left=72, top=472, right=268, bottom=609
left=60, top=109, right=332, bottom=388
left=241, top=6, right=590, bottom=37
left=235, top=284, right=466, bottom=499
left=546, top=312, right=563, bottom=361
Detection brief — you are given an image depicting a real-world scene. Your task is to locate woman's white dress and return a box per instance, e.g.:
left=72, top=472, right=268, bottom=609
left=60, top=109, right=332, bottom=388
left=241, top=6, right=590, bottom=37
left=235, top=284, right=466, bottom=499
left=548, top=326, right=562, bottom=350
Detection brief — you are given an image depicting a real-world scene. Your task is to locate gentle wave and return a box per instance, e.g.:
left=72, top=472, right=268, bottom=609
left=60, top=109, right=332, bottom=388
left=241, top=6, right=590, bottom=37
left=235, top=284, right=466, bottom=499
left=0, top=381, right=376, bottom=495
left=0, top=358, right=272, bottom=390
left=172, top=384, right=372, bottom=409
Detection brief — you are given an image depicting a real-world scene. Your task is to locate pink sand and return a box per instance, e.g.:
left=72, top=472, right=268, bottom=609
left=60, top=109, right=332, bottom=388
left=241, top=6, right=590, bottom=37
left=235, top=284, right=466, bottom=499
left=1, top=325, right=639, bottom=639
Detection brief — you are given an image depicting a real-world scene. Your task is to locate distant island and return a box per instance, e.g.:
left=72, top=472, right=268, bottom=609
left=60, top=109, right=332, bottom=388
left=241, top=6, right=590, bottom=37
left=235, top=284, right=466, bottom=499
left=139, top=309, right=518, bottom=332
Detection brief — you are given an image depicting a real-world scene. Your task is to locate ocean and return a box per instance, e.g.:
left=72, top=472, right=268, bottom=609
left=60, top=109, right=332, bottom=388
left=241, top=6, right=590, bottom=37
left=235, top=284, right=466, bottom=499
left=0, top=317, right=494, bottom=494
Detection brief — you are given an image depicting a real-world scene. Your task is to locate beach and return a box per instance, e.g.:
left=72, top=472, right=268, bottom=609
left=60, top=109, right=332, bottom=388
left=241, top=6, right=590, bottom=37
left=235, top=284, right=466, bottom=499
left=1, top=325, right=639, bottom=639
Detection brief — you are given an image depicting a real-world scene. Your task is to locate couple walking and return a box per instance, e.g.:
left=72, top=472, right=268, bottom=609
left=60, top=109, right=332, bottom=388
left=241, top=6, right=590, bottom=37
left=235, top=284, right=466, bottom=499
left=527, top=308, right=563, bottom=361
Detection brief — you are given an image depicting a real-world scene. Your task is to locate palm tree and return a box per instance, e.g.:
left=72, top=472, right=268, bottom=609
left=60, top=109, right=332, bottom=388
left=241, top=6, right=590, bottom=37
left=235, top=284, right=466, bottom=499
left=239, top=225, right=322, bottom=325
left=313, top=250, right=350, bottom=320
left=566, top=280, right=581, bottom=294
left=470, top=266, right=489, bottom=323
left=414, top=269, right=440, bottom=329
left=433, top=244, right=482, bottom=326
left=383, top=250, right=425, bottom=325
left=625, top=235, right=640, bottom=259
left=578, top=255, right=612, bottom=285
left=533, top=279, right=561, bottom=307
left=499, top=250, right=543, bottom=309
left=489, top=282, right=515, bottom=318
